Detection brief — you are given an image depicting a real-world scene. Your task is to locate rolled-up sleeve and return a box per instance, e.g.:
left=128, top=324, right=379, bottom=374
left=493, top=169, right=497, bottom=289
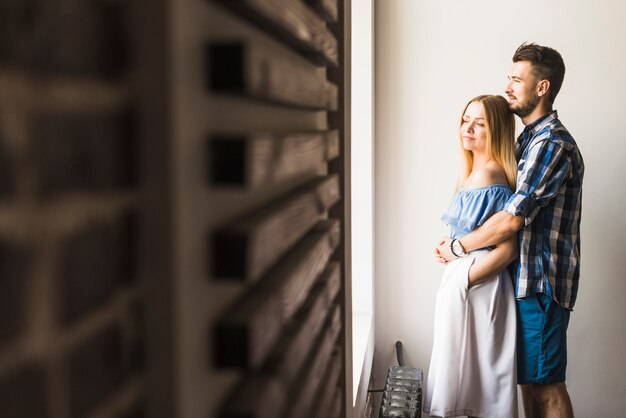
left=504, top=139, right=571, bottom=226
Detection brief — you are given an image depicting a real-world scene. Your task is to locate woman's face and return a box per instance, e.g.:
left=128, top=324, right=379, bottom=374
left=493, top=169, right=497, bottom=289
left=461, top=101, right=488, bottom=154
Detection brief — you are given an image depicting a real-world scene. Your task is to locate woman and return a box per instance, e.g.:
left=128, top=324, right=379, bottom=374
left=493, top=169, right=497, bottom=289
left=424, top=95, right=519, bottom=418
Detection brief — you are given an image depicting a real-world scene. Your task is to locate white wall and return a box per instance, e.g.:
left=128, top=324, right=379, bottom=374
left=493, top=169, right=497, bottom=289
left=374, top=0, right=626, bottom=416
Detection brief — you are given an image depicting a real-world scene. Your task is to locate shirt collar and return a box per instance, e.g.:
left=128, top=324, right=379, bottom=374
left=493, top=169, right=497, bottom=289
left=523, top=110, right=559, bottom=136
left=517, top=110, right=558, bottom=146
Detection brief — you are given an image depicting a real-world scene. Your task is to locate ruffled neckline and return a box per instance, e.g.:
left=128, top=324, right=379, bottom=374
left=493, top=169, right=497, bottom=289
left=441, top=184, right=513, bottom=235
left=458, top=184, right=511, bottom=193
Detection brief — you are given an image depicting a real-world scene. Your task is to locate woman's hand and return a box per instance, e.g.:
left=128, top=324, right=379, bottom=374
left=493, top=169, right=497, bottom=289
left=434, top=237, right=450, bottom=264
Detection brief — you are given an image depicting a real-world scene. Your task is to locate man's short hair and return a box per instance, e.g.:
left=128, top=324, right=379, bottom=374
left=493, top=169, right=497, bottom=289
left=513, top=43, right=566, bottom=104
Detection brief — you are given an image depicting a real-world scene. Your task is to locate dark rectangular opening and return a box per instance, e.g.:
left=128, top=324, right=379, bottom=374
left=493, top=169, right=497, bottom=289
left=208, top=43, right=245, bottom=93
left=211, top=231, right=247, bottom=279
left=209, top=137, right=246, bottom=185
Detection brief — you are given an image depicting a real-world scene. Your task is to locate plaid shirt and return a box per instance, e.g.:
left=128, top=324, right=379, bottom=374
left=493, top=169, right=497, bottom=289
left=504, top=111, right=584, bottom=310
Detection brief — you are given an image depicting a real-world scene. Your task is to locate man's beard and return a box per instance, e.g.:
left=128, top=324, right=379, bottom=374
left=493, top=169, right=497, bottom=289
left=510, top=94, right=540, bottom=118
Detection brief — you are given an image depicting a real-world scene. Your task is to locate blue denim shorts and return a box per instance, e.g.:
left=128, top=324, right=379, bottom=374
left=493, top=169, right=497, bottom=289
left=516, top=292, right=570, bottom=385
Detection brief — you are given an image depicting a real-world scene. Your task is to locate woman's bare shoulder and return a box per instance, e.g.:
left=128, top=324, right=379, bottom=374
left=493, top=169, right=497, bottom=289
left=467, top=161, right=509, bottom=188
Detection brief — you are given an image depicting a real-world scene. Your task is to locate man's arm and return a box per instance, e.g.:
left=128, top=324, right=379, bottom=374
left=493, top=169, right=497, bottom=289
left=461, top=210, right=524, bottom=252
left=436, top=139, right=572, bottom=263
left=436, top=211, right=524, bottom=262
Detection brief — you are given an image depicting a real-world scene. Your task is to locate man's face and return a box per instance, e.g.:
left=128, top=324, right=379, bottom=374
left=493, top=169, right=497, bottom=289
left=505, top=61, right=540, bottom=118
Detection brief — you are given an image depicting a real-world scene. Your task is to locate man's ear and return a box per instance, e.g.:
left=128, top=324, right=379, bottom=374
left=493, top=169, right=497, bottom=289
left=537, top=79, right=551, bottom=98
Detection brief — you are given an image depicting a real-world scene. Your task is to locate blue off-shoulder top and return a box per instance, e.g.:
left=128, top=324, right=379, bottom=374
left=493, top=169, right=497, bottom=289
left=441, top=184, right=513, bottom=240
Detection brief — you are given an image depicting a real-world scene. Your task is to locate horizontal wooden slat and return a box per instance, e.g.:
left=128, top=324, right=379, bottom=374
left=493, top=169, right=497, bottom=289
left=329, top=302, right=342, bottom=341
left=329, top=387, right=343, bottom=418
left=304, top=0, right=338, bottom=22
left=326, top=258, right=341, bottom=303
left=213, top=219, right=340, bottom=369
left=284, top=320, right=339, bottom=418
left=208, top=41, right=338, bottom=110
left=312, top=347, right=342, bottom=418
left=218, top=375, right=286, bottom=418
left=264, top=262, right=340, bottom=385
left=212, top=175, right=340, bottom=282
left=211, top=0, right=338, bottom=66
left=278, top=224, right=339, bottom=319
left=209, top=130, right=340, bottom=188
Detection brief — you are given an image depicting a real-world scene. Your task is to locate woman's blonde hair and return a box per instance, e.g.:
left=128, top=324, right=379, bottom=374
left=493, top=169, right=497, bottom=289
left=457, top=95, right=517, bottom=190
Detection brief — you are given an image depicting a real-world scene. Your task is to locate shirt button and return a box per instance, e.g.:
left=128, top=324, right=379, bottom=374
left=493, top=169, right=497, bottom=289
left=530, top=192, right=537, bottom=199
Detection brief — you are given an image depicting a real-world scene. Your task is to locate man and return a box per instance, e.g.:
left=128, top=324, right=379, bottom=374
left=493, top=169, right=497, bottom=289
left=436, top=43, right=584, bottom=418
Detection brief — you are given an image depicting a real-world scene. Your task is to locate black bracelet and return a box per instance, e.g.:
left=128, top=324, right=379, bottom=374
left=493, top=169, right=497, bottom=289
left=450, top=239, right=460, bottom=258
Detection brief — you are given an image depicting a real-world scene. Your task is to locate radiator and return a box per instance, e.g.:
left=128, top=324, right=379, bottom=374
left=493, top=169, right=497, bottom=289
left=378, top=342, right=423, bottom=418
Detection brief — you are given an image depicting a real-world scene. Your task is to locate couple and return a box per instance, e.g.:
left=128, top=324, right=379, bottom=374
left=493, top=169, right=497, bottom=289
left=424, top=43, right=584, bottom=418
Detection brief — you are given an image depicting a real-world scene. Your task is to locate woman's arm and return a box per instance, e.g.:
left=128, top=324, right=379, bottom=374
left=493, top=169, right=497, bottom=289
left=467, top=234, right=518, bottom=287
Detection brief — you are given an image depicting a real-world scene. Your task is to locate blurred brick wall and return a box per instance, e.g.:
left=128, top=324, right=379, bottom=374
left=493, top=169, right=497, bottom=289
left=0, top=0, right=143, bottom=417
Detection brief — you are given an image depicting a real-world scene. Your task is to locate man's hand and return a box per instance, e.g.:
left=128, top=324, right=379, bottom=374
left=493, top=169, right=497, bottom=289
left=434, top=237, right=455, bottom=263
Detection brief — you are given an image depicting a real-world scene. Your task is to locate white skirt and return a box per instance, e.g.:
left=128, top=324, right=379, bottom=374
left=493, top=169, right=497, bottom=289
left=424, top=250, right=518, bottom=418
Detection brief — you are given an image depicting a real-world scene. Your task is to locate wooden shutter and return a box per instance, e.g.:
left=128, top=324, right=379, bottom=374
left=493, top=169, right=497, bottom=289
left=207, top=0, right=347, bottom=417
